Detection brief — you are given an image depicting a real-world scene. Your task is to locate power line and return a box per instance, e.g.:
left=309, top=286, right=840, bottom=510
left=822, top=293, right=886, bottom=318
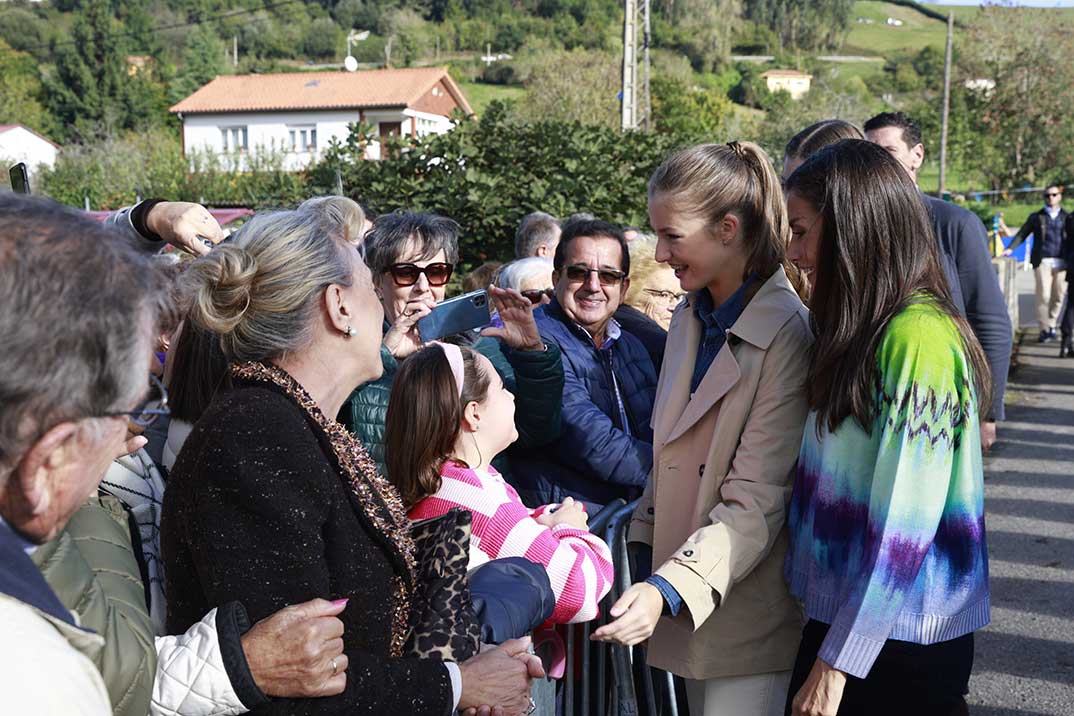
left=1, top=0, right=304, bottom=55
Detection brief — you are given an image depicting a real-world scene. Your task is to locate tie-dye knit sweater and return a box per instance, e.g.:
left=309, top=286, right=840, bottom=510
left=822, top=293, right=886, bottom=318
left=784, top=300, right=990, bottom=679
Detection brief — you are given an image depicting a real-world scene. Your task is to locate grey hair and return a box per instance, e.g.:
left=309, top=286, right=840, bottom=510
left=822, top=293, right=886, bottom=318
left=513, top=211, right=560, bottom=259
left=0, top=195, right=164, bottom=482
left=181, top=210, right=354, bottom=362
left=496, top=257, right=554, bottom=292
left=362, top=211, right=460, bottom=276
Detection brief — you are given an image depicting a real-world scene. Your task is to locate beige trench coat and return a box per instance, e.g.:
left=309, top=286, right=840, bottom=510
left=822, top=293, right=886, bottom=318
left=628, top=266, right=812, bottom=680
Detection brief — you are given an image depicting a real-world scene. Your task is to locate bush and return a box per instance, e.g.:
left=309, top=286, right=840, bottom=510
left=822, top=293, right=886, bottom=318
left=309, top=103, right=695, bottom=266
left=41, top=128, right=308, bottom=209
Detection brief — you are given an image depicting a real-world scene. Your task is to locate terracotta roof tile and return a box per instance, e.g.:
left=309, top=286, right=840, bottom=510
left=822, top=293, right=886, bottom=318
left=170, top=67, right=472, bottom=115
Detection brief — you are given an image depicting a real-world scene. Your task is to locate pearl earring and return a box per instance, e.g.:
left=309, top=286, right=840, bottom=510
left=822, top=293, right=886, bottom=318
left=343, top=326, right=356, bottom=337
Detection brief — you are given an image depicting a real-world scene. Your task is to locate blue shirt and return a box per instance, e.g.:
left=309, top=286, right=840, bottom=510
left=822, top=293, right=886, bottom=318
left=690, top=275, right=757, bottom=394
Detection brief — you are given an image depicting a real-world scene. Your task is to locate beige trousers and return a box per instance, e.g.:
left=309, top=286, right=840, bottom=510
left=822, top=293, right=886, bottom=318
left=1035, top=261, right=1068, bottom=330
left=685, top=670, right=792, bottom=716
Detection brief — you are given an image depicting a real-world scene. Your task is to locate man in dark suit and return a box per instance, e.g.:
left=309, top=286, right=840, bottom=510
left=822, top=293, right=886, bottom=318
left=865, top=111, right=1013, bottom=452
left=1000, top=186, right=1070, bottom=343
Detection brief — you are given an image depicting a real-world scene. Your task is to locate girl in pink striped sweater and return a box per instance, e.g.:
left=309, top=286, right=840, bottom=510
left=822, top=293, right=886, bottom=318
left=384, top=341, right=614, bottom=624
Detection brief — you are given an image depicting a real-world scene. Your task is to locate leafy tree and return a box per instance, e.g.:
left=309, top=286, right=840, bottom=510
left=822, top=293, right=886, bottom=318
left=958, top=5, right=1074, bottom=186
left=651, top=75, right=734, bottom=139
left=310, top=103, right=692, bottom=264
left=516, top=49, right=620, bottom=129
left=170, top=26, right=227, bottom=102
left=0, top=7, right=50, bottom=60
left=0, top=40, right=57, bottom=138
left=306, top=16, right=344, bottom=58
left=45, top=0, right=139, bottom=140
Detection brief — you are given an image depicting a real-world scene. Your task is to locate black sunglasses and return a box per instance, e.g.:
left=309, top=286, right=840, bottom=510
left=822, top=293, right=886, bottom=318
left=100, top=373, right=171, bottom=428
left=564, top=265, right=627, bottom=286
left=520, top=288, right=554, bottom=305
left=1044, top=192, right=1061, bottom=198
left=386, top=262, right=454, bottom=287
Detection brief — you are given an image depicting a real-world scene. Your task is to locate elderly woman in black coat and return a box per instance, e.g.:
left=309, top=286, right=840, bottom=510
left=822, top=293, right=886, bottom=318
left=161, top=206, right=541, bottom=716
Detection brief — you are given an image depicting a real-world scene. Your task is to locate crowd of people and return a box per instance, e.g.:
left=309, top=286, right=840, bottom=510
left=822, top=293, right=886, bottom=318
left=6, top=109, right=1060, bottom=716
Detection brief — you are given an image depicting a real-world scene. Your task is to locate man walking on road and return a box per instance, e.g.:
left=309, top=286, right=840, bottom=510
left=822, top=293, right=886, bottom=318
left=1000, top=185, right=1071, bottom=343
left=865, top=111, right=1013, bottom=452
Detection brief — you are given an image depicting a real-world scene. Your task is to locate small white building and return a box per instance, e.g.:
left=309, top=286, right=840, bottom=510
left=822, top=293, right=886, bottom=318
left=170, top=67, right=474, bottom=169
left=0, top=124, right=60, bottom=184
left=761, top=69, right=813, bottom=100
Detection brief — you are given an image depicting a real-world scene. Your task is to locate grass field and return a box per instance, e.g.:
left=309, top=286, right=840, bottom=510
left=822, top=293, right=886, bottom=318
left=844, top=1, right=950, bottom=54
left=457, top=81, right=525, bottom=115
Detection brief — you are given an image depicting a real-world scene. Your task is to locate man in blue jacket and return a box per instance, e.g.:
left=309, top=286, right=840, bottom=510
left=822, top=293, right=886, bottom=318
left=509, top=219, right=658, bottom=512
left=865, top=112, right=1013, bottom=452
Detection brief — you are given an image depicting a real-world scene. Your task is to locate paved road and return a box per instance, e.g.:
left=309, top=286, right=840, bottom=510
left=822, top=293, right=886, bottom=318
left=969, top=271, right=1074, bottom=715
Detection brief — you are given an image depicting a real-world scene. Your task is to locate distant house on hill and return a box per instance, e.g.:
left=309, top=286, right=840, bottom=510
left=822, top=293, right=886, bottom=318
left=761, top=69, right=813, bottom=100
left=169, top=66, right=474, bottom=169
left=0, top=124, right=59, bottom=183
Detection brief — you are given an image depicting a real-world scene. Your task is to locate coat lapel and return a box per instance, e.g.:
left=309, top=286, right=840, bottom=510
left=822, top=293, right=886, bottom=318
left=664, top=344, right=740, bottom=445
left=653, top=303, right=699, bottom=447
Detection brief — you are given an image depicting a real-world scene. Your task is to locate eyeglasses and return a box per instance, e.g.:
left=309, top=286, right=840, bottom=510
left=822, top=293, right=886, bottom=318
left=1044, top=192, right=1061, bottom=198
left=100, top=373, right=171, bottom=428
left=642, top=288, right=685, bottom=303
left=386, top=262, right=454, bottom=287
left=564, top=265, right=627, bottom=286
left=520, top=288, right=554, bottom=305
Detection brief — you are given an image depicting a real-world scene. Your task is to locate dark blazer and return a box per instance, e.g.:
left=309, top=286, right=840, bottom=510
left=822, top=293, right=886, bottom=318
left=162, top=379, right=452, bottom=716
left=1004, top=207, right=1070, bottom=267
left=614, top=304, right=668, bottom=371
left=923, top=195, right=1013, bottom=421
left=509, top=299, right=658, bottom=512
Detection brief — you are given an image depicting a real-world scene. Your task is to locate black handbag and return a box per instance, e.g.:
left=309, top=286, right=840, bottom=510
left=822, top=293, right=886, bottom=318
left=405, top=508, right=482, bottom=662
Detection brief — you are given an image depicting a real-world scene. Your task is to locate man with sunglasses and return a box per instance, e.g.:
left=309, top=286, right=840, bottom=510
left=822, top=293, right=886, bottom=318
left=510, top=219, right=658, bottom=513
left=1001, top=185, right=1071, bottom=343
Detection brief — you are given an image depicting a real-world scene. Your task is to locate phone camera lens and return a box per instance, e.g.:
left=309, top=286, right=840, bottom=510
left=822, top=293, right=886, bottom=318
left=475, top=295, right=487, bottom=307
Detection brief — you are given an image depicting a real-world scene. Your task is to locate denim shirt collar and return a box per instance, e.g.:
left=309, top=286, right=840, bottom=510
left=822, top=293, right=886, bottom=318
left=693, top=273, right=758, bottom=334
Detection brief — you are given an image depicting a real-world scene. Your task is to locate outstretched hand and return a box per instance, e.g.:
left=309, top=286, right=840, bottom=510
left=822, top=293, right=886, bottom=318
left=481, top=285, right=544, bottom=352
left=146, top=201, right=225, bottom=256
left=590, top=582, right=663, bottom=646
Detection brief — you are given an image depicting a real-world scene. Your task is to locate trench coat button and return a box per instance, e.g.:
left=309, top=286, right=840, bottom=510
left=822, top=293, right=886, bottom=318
left=683, top=550, right=694, bottom=557
left=698, top=464, right=705, bottom=478
left=647, top=507, right=654, bottom=515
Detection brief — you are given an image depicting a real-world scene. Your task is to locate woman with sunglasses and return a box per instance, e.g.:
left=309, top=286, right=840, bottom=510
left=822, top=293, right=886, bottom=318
left=340, top=210, right=565, bottom=479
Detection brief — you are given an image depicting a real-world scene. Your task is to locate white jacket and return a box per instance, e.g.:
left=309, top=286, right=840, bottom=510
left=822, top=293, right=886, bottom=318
left=152, top=609, right=252, bottom=716
left=0, top=593, right=111, bottom=716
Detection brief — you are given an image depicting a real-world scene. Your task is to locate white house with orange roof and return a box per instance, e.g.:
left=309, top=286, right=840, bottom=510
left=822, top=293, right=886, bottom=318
left=169, top=66, right=473, bottom=169
left=0, top=124, right=60, bottom=182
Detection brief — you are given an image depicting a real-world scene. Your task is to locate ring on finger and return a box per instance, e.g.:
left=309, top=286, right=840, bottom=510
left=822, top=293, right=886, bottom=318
left=330, top=657, right=338, bottom=675
left=526, top=697, right=537, bottom=715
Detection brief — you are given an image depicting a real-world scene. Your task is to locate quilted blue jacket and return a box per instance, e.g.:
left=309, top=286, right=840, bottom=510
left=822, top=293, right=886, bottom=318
left=508, top=299, right=657, bottom=511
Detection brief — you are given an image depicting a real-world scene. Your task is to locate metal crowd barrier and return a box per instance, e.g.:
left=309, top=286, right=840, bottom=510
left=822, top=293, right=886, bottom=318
left=557, top=498, right=689, bottom=716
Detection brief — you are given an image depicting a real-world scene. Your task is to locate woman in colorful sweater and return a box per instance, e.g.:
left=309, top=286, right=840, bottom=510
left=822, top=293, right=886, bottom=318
left=384, top=340, right=614, bottom=624
left=782, top=139, right=992, bottom=716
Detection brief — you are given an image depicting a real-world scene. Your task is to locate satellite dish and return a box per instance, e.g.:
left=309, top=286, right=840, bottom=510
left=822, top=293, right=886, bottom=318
left=344, top=55, right=358, bottom=72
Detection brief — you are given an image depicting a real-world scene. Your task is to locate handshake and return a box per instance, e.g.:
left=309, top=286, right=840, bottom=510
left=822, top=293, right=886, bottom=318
left=244, top=598, right=544, bottom=716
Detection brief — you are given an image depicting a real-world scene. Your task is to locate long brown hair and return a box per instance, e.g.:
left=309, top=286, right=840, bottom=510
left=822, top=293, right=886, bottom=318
left=783, top=139, right=992, bottom=432
left=384, top=344, right=490, bottom=507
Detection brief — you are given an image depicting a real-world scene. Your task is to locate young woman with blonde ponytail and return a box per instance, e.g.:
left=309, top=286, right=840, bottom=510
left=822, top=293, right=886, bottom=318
left=593, top=141, right=812, bottom=716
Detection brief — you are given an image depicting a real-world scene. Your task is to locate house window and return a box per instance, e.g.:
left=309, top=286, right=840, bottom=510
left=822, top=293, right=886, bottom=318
left=221, top=126, right=248, bottom=153
left=288, top=126, right=317, bottom=152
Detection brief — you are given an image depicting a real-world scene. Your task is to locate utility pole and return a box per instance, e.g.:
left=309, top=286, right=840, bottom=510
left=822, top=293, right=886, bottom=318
left=642, top=0, right=651, bottom=130
left=938, top=11, right=954, bottom=199
left=233, top=36, right=238, bottom=67
left=621, top=0, right=638, bottom=131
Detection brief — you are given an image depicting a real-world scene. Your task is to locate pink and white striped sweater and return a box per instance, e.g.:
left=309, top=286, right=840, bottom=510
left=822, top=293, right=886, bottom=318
left=408, top=462, right=614, bottom=624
